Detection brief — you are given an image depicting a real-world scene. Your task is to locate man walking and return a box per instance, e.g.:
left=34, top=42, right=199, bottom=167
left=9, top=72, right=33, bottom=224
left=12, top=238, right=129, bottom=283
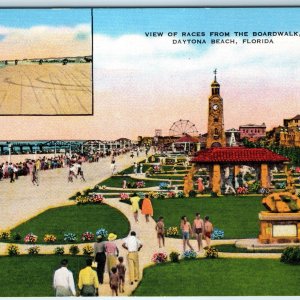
left=122, top=231, right=143, bottom=285
left=53, top=259, right=76, bottom=297
left=78, top=258, right=99, bottom=296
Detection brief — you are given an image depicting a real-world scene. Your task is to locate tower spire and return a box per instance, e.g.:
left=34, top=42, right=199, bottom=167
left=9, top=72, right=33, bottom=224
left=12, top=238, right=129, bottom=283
left=214, top=68, right=217, bottom=81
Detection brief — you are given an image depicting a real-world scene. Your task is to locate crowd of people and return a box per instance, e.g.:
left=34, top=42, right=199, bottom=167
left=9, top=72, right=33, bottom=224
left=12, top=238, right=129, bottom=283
left=128, top=193, right=214, bottom=252
left=53, top=231, right=143, bottom=297
left=0, top=147, right=134, bottom=185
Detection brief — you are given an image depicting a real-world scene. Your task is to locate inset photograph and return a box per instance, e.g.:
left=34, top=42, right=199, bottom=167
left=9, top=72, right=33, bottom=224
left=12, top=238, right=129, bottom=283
left=0, top=9, right=92, bottom=115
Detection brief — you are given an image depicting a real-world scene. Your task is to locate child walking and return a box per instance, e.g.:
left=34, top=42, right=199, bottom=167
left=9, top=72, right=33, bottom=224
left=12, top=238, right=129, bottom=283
left=155, top=216, right=165, bottom=248
left=110, top=267, right=119, bottom=296
left=116, top=256, right=126, bottom=293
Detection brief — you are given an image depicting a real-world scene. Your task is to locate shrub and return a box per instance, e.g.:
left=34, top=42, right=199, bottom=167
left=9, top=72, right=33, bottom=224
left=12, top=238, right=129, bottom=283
left=189, top=190, right=197, bottom=198
left=54, top=246, right=65, bottom=255
left=81, top=232, right=95, bottom=242
left=83, top=245, right=94, bottom=256
left=44, top=234, right=57, bottom=243
left=83, top=188, right=92, bottom=196
left=177, top=191, right=184, bottom=198
left=211, top=191, right=219, bottom=198
left=0, top=230, right=11, bottom=240
left=169, top=251, right=180, bottom=263
left=24, top=233, right=38, bottom=244
left=7, top=244, right=20, bottom=256
left=75, top=191, right=82, bottom=197
left=64, top=233, right=77, bottom=243
left=182, top=250, right=197, bottom=260
left=211, top=228, right=225, bottom=240
left=281, top=246, right=300, bottom=264
left=166, top=226, right=179, bottom=237
left=69, top=245, right=80, bottom=256
left=205, top=247, right=219, bottom=259
left=12, top=232, right=22, bottom=241
left=27, top=246, right=40, bottom=255
left=152, top=252, right=168, bottom=263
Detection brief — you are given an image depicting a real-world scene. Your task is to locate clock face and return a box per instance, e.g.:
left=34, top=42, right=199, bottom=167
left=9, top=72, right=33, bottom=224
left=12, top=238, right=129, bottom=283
left=212, top=104, right=219, bottom=111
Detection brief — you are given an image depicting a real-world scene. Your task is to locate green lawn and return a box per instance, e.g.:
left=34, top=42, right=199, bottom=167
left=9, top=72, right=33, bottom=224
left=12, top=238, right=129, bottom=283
left=152, top=196, right=264, bottom=239
left=133, top=258, right=300, bottom=296
left=10, top=204, right=129, bottom=244
left=0, top=255, right=87, bottom=297
left=97, top=176, right=168, bottom=189
left=215, top=244, right=283, bottom=253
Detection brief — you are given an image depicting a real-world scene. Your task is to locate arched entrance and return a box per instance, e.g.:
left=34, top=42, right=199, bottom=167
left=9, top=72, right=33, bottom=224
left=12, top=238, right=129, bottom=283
left=211, top=142, right=222, bottom=148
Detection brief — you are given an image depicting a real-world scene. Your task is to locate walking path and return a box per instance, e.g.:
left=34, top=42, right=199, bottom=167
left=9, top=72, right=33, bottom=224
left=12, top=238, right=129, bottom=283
left=0, top=152, right=146, bottom=229
left=0, top=153, right=284, bottom=296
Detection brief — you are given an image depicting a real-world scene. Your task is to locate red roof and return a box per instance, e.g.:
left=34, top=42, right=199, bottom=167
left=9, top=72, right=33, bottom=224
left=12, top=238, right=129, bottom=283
left=191, top=147, right=289, bottom=163
left=175, top=135, right=199, bottom=143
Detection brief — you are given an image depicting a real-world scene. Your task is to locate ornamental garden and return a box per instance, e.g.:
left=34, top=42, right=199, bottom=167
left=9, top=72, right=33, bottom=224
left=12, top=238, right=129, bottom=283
left=0, top=153, right=300, bottom=296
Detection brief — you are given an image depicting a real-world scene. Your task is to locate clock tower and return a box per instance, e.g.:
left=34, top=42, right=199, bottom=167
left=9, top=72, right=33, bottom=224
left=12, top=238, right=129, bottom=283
left=206, top=70, right=226, bottom=148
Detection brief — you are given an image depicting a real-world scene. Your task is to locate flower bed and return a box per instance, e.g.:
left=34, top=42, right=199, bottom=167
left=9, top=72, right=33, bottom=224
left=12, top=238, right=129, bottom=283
left=95, top=228, right=108, bottom=238
left=205, top=247, right=218, bottom=259
left=211, top=228, right=224, bottom=240
left=24, top=233, right=38, bottom=244
left=83, top=245, right=94, bottom=256
left=166, top=226, right=179, bottom=237
left=152, top=252, right=168, bottom=263
left=43, top=234, right=57, bottom=243
left=182, top=250, right=197, bottom=260
left=81, top=232, right=95, bottom=242
left=120, top=193, right=129, bottom=200
left=76, top=194, right=104, bottom=205
left=0, top=231, right=10, bottom=240
left=64, top=233, right=77, bottom=243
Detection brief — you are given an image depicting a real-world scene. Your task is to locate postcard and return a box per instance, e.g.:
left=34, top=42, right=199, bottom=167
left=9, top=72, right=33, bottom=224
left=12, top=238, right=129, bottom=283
left=0, top=7, right=299, bottom=298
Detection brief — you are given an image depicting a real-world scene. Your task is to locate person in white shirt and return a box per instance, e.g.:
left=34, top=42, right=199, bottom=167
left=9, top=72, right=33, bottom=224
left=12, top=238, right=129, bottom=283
left=122, top=231, right=143, bottom=285
left=53, top=259, right=76, bottom=297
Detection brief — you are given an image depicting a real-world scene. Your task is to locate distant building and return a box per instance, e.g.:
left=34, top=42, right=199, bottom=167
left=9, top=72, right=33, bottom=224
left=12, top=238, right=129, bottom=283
left=266, top=115, right=300, bottom=147
left=280, top=127, right=300, bottom=147
left=239, top=123, right=266, bottom=140
left=284, top=115, right=300, bottom=128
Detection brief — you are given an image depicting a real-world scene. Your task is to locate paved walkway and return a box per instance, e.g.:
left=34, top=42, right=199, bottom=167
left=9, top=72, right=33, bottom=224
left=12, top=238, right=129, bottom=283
left=0, top=153, right=284, bottom=296
left=0, top=152, right=144, bottom=230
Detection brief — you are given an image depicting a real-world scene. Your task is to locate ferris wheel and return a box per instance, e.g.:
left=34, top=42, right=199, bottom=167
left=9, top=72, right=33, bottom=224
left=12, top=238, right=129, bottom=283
left=169, top=119, right=198, bottom=137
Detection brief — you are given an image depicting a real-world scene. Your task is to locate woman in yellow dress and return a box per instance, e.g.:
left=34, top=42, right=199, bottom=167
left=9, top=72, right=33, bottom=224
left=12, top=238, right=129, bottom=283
left=130, top=193, right=141, bottom=223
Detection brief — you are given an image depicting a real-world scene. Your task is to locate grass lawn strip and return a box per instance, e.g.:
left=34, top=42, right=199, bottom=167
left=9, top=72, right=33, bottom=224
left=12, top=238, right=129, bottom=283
left=10, top=204, right=130, bottom=244
left=133, top=258, right=300, bottom=296
left=0, top=255, right=86, bottom=297
left=152, top=196, right=264, bottom=239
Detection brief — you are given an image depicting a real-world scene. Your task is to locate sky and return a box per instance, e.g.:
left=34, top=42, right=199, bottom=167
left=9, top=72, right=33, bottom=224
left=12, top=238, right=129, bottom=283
left=0, top=9, right=91, bottom=59
left=0, top=8, right=300, bottom=141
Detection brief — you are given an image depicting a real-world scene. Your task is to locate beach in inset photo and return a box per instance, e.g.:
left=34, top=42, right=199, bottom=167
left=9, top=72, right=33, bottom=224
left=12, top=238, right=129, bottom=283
left=0, top=9, right=92, bottom=115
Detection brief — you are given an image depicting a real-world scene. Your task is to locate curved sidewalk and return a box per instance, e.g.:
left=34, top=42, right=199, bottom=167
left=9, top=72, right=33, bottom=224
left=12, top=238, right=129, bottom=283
left=0, top=152, right=145, bottom=229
